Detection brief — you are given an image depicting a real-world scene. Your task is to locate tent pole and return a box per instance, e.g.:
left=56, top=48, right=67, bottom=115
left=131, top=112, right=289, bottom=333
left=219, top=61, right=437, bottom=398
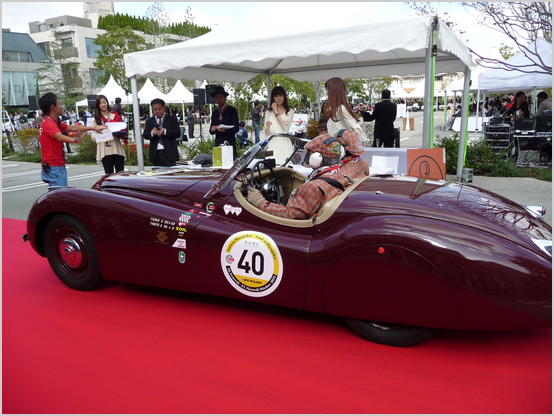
left=442, top=90, right=447, bottom=131
left=456, top=66, right=471, bottom=180
left=266, top=73, right=271, bottom=104
left=131, top=76, right=144, bottom=172
left=475, top=89, right=481, bottom=134
left=422, top=16, right=437, bottom=148
left=480, top=92, right=486, bottom=141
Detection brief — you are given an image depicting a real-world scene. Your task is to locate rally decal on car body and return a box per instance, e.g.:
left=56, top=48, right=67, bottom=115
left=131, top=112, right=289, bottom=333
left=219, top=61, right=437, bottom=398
left=221, top=231, right=283, bottom=297
left=172, top=238, right=186, bottom=249
left=223, top=205, right=242, bottom=216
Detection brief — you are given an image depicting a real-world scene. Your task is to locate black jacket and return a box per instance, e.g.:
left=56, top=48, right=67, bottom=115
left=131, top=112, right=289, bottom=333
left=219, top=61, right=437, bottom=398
left=361, top=99, right=397, bottom=138
left=143, top=114, right=181, bottom=163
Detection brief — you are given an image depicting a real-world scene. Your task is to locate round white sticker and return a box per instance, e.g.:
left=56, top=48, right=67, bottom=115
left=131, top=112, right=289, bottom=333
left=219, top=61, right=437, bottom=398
left=221, top=231, right=283, bottom=297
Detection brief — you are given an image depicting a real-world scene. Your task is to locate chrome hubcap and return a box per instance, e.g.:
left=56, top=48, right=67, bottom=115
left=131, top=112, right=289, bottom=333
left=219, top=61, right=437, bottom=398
left=59, top=237, right=83, bottom=268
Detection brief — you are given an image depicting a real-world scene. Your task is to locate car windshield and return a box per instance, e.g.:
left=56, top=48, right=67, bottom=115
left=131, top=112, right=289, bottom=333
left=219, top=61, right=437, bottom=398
left=203, top=133, right=307, bottom=200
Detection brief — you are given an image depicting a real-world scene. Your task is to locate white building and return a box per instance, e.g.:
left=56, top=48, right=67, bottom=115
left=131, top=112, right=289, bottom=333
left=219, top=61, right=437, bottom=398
left=28, top=15, right=188, bottom=95
left=29, top=15, right=106, bottom=94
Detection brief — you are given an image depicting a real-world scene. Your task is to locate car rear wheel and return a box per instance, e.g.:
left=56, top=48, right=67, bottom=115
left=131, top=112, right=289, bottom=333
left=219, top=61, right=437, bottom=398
left=344, top=318, right=438, bottom=347
left=44, top=214, right=104, bottom=291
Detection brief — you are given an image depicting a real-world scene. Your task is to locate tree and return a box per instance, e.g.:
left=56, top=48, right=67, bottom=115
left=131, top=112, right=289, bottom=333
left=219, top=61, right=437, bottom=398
left=461, top=2, right=551, bottom=74
left=498, top=43, right=515, bottom=60
left=93, top=26, right=146, bottom=89
left=36, top=28, right=84, bottom=107
left=345, top=77, right=399, bottom=104
left=406, top=2, right=552, bottom=75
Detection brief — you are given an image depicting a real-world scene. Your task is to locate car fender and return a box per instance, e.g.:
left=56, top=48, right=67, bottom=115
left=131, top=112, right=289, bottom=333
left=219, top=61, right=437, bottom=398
left=306, top=215, right=551, bottom=330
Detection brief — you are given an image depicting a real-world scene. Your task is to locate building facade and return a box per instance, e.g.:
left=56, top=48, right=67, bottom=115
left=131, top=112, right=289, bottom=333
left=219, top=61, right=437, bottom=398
left=29, top=15, right=107, bottom=95
left=2, top=29, right=51, bottom=107
left=28, top=14, right=188, bottom=96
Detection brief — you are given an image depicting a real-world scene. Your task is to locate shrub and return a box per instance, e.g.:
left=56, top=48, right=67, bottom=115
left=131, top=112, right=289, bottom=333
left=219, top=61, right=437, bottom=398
left=12, top=129, right=40, bottom=156
left=2, top=135, right=15, bottom=156
left=435, top=135, right=506, bottom=175
left=186, top=137, right=216, bottom=160
left=67, top=133, right=96, bottom=164
left=307, top=120, right=319, bottom=138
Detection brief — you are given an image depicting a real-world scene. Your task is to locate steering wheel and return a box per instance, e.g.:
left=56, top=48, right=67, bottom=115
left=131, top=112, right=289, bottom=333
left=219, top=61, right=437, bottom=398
left=249, top=160, right=281, bottom=205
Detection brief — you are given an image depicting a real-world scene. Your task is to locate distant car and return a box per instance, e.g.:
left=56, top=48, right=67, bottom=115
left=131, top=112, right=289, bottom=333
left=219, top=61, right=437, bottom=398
left=24, top=134, right=552, bottom=347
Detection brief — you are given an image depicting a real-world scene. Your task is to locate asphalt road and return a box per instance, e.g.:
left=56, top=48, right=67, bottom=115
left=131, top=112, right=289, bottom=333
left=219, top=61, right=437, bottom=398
left=2, top=161, right=109, bottom=221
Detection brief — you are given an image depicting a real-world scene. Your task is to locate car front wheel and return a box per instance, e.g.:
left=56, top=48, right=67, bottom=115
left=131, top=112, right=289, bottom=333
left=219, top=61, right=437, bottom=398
left=44, top=214, right=104, bottom=291
left=344, top=318, right=438, bottom=347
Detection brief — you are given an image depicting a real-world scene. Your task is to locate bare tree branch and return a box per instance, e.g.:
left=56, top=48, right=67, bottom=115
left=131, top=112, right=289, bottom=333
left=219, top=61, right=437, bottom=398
left=405, top=2, right=552, bottom=75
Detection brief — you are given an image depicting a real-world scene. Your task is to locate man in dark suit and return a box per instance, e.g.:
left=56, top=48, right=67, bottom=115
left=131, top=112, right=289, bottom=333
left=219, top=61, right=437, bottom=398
left=209, top=85, right=239, bottom=159
left=143, top=98, right=181, bottom=166
left=361, top=89, right=397, bottom=147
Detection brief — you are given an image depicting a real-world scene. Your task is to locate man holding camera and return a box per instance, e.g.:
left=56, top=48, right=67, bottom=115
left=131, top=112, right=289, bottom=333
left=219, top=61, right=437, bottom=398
left=38, top=92, right=106, bottom=189
left=143, top=98, right=181, bottom=166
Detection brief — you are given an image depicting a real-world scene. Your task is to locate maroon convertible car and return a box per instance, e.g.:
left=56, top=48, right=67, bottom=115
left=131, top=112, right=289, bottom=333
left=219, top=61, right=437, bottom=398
left=24, top=134, right=552, bottom=346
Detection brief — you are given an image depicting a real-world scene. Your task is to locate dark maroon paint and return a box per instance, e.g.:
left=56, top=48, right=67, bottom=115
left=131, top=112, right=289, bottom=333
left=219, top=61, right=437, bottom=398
left=26, top=169, right=552, bottom=331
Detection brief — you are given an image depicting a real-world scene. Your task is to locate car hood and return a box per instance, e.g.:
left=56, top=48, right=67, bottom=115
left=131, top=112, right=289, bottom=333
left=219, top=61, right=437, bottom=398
left=96, top=167, right=223, bottom=197
left=347, top=175, right=552, bottom=243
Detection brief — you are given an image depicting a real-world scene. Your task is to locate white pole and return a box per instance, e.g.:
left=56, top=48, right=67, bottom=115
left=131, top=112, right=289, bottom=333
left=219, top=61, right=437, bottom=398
left=131, top=76, right=144, bottom=171
left=456, top=66, right=471, bottom=180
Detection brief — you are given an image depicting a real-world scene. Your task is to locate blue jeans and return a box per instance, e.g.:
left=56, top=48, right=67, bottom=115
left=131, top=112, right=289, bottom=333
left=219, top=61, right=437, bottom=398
left=252, top=121, right=260, bottom=143
left=41, top=165, right=68, bottom=189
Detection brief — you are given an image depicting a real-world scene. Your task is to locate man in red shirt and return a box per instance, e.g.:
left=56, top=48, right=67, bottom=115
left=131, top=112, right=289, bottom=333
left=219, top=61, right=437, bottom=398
left=247, top=136, right=347, bottom=219
left=39, top=92, right=106, bottom=189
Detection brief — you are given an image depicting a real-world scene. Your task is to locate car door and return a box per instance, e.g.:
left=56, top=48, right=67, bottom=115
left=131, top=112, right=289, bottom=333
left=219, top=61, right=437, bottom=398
left=193, top=190, right=313, bottom=310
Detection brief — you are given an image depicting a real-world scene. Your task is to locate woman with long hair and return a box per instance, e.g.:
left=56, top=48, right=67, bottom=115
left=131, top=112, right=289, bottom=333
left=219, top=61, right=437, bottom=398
left=264, top=85, right=295, bottom=165
left=91, top=94, right=126, bottom=174
left=323, top=77, right=367, bottom=144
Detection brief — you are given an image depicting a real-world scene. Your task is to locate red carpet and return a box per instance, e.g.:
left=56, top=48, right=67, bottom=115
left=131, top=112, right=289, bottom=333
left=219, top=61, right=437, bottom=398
left=3, top=218, right=552, bottom=414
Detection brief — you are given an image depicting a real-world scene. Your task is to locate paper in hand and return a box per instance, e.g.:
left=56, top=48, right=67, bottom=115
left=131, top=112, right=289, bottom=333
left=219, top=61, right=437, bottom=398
left=94, top=129, right=114, bottom=143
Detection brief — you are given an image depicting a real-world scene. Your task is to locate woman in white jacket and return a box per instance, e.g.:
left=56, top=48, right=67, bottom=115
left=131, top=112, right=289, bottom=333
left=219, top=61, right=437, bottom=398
left=323, top=77, right=368, bottom=144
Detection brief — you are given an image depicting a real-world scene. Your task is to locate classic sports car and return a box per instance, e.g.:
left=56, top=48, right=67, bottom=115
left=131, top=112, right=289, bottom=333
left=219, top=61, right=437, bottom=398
left=25, top=134, right=552, bottom=347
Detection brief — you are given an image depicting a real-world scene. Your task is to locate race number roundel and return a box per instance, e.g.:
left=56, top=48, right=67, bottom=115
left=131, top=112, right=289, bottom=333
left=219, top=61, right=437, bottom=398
left=221, top=231, right=283, bottom=297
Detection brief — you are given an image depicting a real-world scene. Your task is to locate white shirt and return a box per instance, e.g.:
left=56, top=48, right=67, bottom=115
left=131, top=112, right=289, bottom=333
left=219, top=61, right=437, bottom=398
left=326, top=105, right=368, bottom=143
left=152, top=116, right=165, bottom=150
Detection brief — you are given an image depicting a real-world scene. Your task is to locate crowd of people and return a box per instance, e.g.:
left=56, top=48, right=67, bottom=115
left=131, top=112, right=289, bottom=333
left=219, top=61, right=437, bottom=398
left=33, top=79, right=550, bottom=220
left=446, top=90, right=551, bottom=130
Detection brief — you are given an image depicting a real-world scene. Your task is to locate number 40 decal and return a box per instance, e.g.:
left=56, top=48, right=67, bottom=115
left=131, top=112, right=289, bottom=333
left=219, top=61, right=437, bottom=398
left=237, top=250, right=264, bottom=276
left=221, top=231, right=283, bottom=297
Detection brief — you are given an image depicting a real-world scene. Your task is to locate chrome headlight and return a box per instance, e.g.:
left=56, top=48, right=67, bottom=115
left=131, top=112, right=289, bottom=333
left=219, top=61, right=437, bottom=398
left=531, top=239, right=552, bottom=257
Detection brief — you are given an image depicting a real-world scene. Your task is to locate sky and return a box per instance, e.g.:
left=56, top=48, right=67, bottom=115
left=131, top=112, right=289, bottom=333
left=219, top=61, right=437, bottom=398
left=1, top=1, right=516, bottom=58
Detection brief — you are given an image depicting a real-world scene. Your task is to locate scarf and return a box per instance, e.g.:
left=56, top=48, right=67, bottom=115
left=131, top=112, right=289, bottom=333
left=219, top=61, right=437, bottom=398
left=218, top=104, right=228, bottom=120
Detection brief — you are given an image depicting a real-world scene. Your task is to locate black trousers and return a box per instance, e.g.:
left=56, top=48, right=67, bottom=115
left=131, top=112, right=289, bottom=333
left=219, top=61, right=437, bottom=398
left=102, top=154, right=125, bottom=174
left=154, top=150, right=176, bottom=167
left=188, top=123, right=195, bottom=138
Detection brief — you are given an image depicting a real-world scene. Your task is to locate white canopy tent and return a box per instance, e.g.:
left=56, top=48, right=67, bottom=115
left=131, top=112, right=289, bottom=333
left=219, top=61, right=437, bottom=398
left=76, top=75, right=133, bottom=107
left=478, top=37, right=552, bottom=93
left=138, top=78, right=168, bottom=103
left=164, top=80, right=195, bottom=118
left=164, top=80, right=194, bottom=104
left=124, top=4, right=477, bottom=175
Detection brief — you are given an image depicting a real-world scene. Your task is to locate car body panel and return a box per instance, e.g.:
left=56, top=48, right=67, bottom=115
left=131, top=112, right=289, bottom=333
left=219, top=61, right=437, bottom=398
left=26, top=138, right=552, bottom=334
